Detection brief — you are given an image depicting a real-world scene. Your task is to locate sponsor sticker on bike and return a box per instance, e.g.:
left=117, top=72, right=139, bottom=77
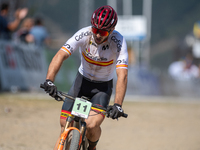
left=71, top=98, right=92, bottom=119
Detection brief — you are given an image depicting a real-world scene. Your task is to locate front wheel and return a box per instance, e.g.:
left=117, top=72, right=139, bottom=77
left=80, top=137, right=88, bottom=150
left=65, top=129, right=80, bottom=150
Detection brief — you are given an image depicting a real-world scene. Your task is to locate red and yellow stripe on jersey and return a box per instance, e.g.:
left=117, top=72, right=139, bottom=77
left=116, top=64, right=128, bottom=69
left=82, top=51, right=113, bottom=66
left=61, top=46, right=72, bottom=55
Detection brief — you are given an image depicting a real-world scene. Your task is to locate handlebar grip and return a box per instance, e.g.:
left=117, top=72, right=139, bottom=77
left=122, top=113, right=128, bottom=118
left=40, top=84, right=45, bottom=89
left=40, top=83, right=64, bottom=101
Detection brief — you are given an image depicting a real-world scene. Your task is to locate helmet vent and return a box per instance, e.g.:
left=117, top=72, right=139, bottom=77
left=91, top=5, right=118, bottom=30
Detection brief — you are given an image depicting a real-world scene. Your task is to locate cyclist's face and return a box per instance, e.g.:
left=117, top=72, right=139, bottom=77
left=92, top=27, right=114, bottom=44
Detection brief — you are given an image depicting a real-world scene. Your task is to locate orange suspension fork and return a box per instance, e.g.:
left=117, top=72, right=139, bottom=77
left=57, top=127, right=82, bottom=150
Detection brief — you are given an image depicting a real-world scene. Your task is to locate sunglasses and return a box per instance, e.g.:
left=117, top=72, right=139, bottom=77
left=92, top=27, right=110, bottom=36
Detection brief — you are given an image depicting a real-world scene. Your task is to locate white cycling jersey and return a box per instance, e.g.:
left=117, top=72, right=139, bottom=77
left=60, top=26, right=128, bottom=82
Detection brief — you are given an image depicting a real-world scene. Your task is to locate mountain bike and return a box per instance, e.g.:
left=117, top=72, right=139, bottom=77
left=40, top=84, right=128, bottom=150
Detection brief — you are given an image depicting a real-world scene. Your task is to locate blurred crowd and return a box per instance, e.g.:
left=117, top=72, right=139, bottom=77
left=168, top=20, right=200, bottom=81
left=0, top=2, right=50, bottom=47
left=168, top=52, right=200, bottom=81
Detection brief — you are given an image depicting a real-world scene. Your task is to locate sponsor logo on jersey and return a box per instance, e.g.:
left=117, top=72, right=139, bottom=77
left=102, top=45, right=109, bottom=50
left=85, top=50, right=107, bottom=61
left=75, top=31, right=92, bottom=41
left=82, top=51, right=113, bottom=66
left=116, top=59, right=128, bottom=65
left=116, top=59, right=128, bottom=69
left=111, top=36, right=122, bottom=52
left=62, top=44, right=74, bottom=54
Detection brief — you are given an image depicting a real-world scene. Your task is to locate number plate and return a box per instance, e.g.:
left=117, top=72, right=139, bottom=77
left=71, top=98, right=92, bottom=119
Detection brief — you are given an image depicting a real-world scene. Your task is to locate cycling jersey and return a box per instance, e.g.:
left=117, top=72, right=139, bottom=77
left=60, top=26, right=128, bottom=82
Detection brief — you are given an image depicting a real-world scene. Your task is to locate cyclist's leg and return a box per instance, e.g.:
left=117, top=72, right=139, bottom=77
left=85, top=110, right=104, bottom=150
left=85, top=92, right=111, bottom=150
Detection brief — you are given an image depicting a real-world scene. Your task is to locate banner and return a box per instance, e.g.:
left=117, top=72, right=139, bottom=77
left=0, top=41, right=47, bottom=91
left=115, top=15, right=147, bottom=41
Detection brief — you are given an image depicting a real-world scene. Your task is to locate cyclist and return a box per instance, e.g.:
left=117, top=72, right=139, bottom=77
left=42, top=5, right=128, bottom=150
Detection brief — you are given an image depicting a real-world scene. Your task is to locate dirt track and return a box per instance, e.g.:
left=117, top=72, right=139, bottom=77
left=0, top=93, right=200, bottom=150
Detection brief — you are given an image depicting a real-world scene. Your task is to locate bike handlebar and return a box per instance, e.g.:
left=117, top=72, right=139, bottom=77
left=40, top=84, right=128, bottom=118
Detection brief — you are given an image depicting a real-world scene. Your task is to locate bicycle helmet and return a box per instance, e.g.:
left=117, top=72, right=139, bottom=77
left=91, top=5, right=118, bottom=30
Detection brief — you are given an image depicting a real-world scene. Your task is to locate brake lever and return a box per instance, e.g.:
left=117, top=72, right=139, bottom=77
left=55, top=91, right=64, bottom=101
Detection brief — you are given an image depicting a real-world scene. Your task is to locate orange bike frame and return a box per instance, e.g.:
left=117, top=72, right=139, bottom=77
left=57, top=127, right=82, bottom=150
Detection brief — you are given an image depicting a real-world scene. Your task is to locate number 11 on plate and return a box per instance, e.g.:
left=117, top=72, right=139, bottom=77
left=71, top=98, right=92, bottom=119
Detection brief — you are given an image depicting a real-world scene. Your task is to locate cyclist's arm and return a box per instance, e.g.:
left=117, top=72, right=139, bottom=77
left=45, top=27, right=89, bottom=82
left=46, top=50, right=69, bottom=82
left=114, top=68, right=128, bottom=106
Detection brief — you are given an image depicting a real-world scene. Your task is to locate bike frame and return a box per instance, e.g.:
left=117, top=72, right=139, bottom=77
left=57, top=100, right=99, bottom=150
left=40, top=84, right=128, bottom=150
left=57, top=110, right=88, bottom=150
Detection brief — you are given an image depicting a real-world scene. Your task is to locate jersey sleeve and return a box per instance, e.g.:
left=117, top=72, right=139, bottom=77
left=116, top=37, right=128, bottom=69
left=60, top=27, right=92, bottom=55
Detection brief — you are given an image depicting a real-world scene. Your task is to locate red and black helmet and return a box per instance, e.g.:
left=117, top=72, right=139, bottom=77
left=91, top=5, right=118, bottom=30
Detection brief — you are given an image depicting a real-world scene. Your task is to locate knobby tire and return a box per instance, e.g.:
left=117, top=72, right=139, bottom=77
left=65, top=130, right=80, bottom=150
left=81, top=137, right=88, bottom=150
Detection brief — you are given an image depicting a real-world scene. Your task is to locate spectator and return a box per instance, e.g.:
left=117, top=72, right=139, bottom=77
left=192, top=21, right=200, bottom=58
left=29, top=17, right=50, bottom=46
left=13, top=18, right=34, bottom=43
left=168, top=53, right=199, bottom=81
left=198, top=64, right=200, bottom=78
left=0, top=2, right=28, bottom=39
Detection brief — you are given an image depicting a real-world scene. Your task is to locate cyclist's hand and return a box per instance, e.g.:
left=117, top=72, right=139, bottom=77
left=43, top=79, right=57, bottom=98
left=106, top=103, right=124, bottom=119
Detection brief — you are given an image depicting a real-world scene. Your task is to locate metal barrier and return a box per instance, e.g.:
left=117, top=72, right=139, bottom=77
left=0, top=40, right=47, bottom=92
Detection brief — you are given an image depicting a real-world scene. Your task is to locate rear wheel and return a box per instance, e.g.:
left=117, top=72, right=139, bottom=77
left=65, top=130, right=80, bottom=150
